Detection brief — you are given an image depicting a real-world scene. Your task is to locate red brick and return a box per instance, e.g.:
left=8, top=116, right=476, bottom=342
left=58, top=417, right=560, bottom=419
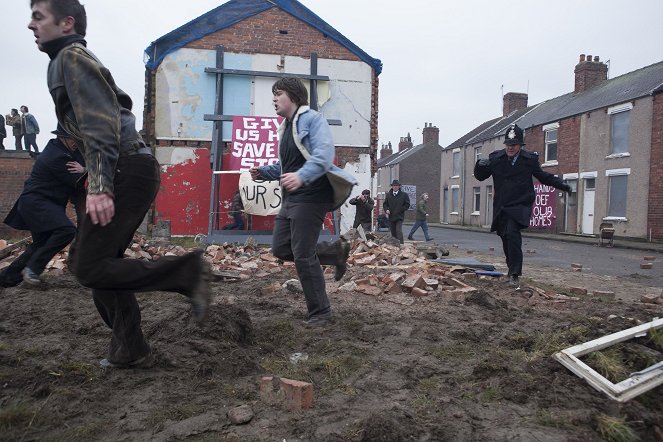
left=279, top=378, right=313, bottom=411
left=641, top=263, right=654, bottom=269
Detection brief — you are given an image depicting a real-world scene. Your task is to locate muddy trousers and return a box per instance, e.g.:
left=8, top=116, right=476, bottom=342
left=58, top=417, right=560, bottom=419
left=69, top=155, right=202, bottom=364
left=1, top=225, right=76, bottom=284
left=496, top=213, right=523, bottom=277
left=272, top=200, right=338, bottom=318
left=390, top=219, right=404, bottom=244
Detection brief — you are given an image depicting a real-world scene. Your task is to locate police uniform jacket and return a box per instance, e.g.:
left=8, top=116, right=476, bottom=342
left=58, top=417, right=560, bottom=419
left=4, top=138, right=85, bottom=232
left=474, top=148, right=565, bottom=231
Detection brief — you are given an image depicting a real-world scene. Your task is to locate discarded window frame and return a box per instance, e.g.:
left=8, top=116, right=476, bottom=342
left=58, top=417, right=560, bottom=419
left=553, top=317, right=663, bottom=402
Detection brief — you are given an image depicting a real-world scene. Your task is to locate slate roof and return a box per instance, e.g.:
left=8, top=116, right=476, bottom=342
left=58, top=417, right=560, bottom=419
left=378, top=141, right=441, bottom=167
left=144, top=0, right=382, bottom=74
left=447, top=60, right=663, bottom=149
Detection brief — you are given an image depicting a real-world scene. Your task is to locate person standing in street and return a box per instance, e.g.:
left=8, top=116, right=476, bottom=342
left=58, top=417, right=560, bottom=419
left=28, top=0, right=210, bottom=368
left=20, top=105, right=40, bottom=156
left=250, top=77, right=356, bottom=327
left=6, top=108, right=23, bottom=151
left=1, top=126, right=85, bottom=287
left=407, top=192, right=433, bottom=241
left=474, top=123, right=571, bottom=288
left=349, top=189, right=374, bottom=232
left=383, top=179, right=410, bottom=244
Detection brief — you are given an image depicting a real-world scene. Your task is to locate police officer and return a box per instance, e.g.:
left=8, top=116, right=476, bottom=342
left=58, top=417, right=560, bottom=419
left=474, top=124, right=571, bottom=288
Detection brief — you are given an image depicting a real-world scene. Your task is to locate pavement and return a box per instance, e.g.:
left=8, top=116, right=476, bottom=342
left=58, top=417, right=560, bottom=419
left=402, top=222, right=663, bottom=254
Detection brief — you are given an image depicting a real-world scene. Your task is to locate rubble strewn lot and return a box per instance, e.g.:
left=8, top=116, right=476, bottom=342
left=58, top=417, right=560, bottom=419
left=1, top=233, right=662, bottom=441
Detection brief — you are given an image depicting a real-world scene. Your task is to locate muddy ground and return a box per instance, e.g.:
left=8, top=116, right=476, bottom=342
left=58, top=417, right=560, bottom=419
left=1, top=238, right=662, bottom=441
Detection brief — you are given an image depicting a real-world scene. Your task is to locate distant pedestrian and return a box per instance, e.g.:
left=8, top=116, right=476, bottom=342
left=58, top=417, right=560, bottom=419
left=20, top=105, right=40, bottom=156
left=1, top=126, right=85, bottom=287
left=6, top=109, right=23, bottom=150
left=474, top=123, right=571, bottom=288
left=407, top=192, right=433, bottom=241
left=349, top=189, right=374, bottom=232
left=383, top=179, right=410, bottom=244
left=0, top=114, right=6, bottom=149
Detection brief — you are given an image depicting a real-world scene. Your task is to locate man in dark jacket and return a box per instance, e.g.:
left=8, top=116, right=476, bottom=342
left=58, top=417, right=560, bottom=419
left=29, top=0, right=210, bottom=368
left=474, top=124, right=571, bottom=288
left=1, top=127, right=85, bottom=287
left=349, top=189, right=374, bottom=232
left=383, top=179, right=410, bottom=244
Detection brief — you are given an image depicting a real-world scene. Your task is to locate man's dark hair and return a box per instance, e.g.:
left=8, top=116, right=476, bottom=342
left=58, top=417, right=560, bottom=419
left=31, top=0, right=87, bottom=36
left=11, top=108, right=18, bottom=115
left=272, top=78, right=309, bottom=106
left=20, top=105, right=29, bottom=112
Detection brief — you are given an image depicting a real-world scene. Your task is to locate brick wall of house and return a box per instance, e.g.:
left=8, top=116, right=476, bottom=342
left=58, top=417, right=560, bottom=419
left=399, top=144, right=442, bottom=223
left=648, top=92, right=663, bottom=240
left=0, top=153, right=34, bottom=239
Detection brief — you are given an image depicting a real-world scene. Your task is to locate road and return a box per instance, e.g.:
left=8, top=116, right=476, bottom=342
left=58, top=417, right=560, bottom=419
left=411, top=225, right=663, bottom=288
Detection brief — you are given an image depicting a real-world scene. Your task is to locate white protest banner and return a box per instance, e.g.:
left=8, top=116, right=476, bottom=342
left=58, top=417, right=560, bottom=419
left=401, top=184, right=417, bottom=211
left=238, top=171, right=282, bottom=216
left=228, top=116, right=282, bottom=171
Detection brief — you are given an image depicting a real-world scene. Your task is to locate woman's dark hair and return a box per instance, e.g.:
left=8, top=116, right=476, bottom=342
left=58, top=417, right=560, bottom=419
left=272, top=78, right=309, bottom=106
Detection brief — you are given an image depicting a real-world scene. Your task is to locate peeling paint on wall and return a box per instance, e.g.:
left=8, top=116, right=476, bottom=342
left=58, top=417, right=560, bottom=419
left=155, top=148, right=212, bottom=235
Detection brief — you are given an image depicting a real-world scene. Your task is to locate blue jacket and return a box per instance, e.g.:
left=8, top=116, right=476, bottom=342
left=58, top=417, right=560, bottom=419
left=22, top=113, right=40, bottom=135
left=258, top=106, right=357, bottom=210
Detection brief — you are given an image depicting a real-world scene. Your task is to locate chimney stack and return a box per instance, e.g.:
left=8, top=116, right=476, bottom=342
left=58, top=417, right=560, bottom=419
left=502, top=92, right=528, bottom=116
left=380, top=142, right=393, bottom=159
left=574, top=53, right=608, bottom=94
left=398, top=133, right=413, bottom=151
left=422, top=122, right=440, bottom=145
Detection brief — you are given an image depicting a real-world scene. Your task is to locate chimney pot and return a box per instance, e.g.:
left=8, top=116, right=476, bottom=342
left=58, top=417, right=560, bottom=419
left=587, top=54, right=592, bottom=61
left=579, top=54, right=585, bottom=62
left=594, top=55, right=599, bottom=62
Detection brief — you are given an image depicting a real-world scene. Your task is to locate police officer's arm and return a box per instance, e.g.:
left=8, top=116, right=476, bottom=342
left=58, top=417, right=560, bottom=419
left=530, top=155, right=572, bottom=193
left=474, top=157, right=492, bottom=181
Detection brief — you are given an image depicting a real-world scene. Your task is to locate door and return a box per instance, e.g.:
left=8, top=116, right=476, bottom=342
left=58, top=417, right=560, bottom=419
left=484, top=185, right=493, bottom=227
left=581, top=178, right=596, bottom=234
left=443, top=188, right=448, bottom=223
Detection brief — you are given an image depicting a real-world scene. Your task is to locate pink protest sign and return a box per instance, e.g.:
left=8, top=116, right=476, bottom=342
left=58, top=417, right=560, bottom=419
left=226, top=116, right=283, bottom=171
left=529, top=183, right=557, bottom=228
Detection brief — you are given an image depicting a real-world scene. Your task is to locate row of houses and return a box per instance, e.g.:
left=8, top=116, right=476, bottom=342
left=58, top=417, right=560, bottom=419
left=377, top=55, right=663, bottom=242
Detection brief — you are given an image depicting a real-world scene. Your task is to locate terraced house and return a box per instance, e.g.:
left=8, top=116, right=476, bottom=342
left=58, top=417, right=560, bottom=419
left=442, top=55, right=663, bottom=241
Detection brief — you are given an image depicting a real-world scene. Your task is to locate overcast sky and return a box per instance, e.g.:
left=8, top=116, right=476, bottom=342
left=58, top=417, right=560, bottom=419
left=3, top=0, right=663, bottom=152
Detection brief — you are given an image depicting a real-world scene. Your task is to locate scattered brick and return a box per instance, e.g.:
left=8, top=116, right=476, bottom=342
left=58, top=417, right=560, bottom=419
left=410, top=287, right=428, bottom=297
left=640, top=294, right=660, bottom=304
left=569, top=287, right=588, bottom=296
left=592, top=290, right=616, bottom=300
left=641, top=263, right=653, bottom=269
left=644, top=256, right=656, bottom=261
left=279, top=378, right=314, bottom=411
left=571, top=263, right=583, bottom=269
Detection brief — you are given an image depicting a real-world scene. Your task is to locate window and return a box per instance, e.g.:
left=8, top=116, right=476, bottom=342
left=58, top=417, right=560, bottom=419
left=451, top=186, right=459, bottom=213
left=545, top=128, right=558, bottom=162
left=474, top=147, right=482, bottom=162
left=610, top=110, right=630, bottom=154
left=605, top=168, right=630, bottom=219
left=472, top=187, right=481, bottom=214
left=452, top=151, right=461, bottom=177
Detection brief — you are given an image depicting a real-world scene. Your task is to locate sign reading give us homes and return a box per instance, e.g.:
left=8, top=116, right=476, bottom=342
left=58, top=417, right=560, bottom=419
left=228, top=116, right=283, bottom=171
left=529, top=183, right=556, bottom=228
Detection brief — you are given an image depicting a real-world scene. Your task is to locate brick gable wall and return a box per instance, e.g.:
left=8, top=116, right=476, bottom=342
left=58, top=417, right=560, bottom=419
left=143, top=7, right=378, bottom=168
left=648, top=92, right=663, bottom=240
left=0, top=154, right=34, bottom=239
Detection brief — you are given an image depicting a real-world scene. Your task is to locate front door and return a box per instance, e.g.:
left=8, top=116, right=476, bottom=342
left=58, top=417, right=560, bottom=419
left=484, top=185, right=493, bottom=227
left=581, top=178, right=596, bottom=234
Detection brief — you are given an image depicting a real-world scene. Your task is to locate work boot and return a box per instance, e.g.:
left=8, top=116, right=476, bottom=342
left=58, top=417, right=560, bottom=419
left=334, top=238, right=351, bottom=281
left=407, top=235, right=414, bottom=241
left=186, top=251, right=211, bottom=323
left=506, top=275, right=520, bottom=290
left=21, top=268, right=43, bottom=286
left=302, top=312, right=333, bottom=327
